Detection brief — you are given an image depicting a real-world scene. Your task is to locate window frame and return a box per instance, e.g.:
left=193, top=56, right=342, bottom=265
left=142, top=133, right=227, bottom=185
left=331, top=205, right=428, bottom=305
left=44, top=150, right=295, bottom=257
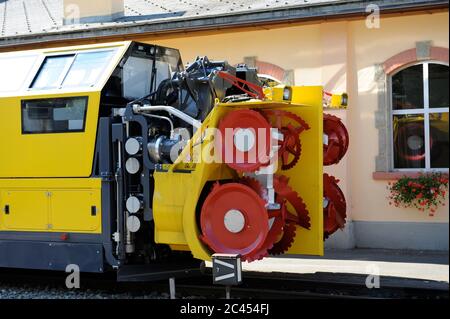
left=29, top=54, right=76, bottom=90
left=389, top=61, right=449, bottom=172
left=0, top=54, right=39, bottom=93
left=28, top=48, right=118, bottom=91
left=21, top=96, right=89, bottom=135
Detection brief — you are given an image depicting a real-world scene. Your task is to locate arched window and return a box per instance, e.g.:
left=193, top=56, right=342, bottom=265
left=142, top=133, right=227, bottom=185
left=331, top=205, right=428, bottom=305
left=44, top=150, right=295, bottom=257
left=241, top=57, right=294, bottom=86
left=390, top=62, right=449, bottom=170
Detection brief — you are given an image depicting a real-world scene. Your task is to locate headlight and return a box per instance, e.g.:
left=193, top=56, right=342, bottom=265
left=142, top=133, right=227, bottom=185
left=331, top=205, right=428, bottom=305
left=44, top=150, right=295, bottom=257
left=283, top=86, right=292, bottom=101
left=341, top=93, right=348, bottom=107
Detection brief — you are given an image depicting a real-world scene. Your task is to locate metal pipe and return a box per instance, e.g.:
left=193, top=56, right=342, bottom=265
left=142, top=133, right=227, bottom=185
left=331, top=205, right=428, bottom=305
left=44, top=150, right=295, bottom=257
left=114, top=141, right=123, bottom=258
left=141, top=113, right=175, bottom=138
left=125, top=211, right=135, bottom=254
left=133, top=104, right=201, bottom=130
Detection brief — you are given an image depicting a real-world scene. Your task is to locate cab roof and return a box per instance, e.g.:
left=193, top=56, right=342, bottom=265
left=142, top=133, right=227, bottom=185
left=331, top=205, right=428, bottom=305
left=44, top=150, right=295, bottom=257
left=0, top=41, right=130, bottom=98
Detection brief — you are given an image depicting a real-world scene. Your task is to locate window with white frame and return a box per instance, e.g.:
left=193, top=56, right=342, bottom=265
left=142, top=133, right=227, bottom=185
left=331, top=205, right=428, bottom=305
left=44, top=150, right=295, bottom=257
left=391, top=62, right=449, bottom=170
left=30, top=49, right=116, bottom=90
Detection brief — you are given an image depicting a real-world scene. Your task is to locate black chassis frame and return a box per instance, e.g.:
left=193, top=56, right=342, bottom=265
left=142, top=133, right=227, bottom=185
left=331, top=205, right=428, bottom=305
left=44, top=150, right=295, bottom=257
left=102, top=107, right=202, bottom=281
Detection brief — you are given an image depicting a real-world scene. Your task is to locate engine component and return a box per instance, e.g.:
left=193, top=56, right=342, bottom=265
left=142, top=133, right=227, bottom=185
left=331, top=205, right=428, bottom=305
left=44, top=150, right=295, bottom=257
left=133, top=104, right=201, bottom=130
left=323, top=174, right=347, bottom=239
left=262, top=110, right=310, bottom=170
left=323, top=114, right=349, bottom=166
left=152, top=56, right=262, bottom=123
left=125, top=157, right=141, bottom=174
left=127, top=215, right=141, bottom=233
left=148, top=136, right=183, bottom=164
left=200, top=182, right=270, bottom=261
left=216, top=70, right=265, bottom=100
left=218, top=109, right=272, bottom=172
left=126, top=195, right=143, bottom=214
left=125, top=137, right=142, bottom=156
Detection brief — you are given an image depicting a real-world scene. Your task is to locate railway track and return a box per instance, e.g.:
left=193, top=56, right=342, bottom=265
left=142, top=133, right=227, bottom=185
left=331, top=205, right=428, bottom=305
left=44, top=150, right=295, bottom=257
left=0, top=268, right=448, bottom=299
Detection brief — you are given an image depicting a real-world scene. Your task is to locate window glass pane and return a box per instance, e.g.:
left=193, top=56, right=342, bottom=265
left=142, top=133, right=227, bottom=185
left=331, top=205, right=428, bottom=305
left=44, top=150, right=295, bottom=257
left=22, top=97, right=88, bottom=134
left=31, top=55, right=74, bottom=90
left=430, top=113, right=449, bottom=168
left=392, top=64, right=424, bottom=110
left=123, top=56, right=153, bottom=100
left=156, top=46, right=183, bottom=73
left=62, top=50, right=115, bottom=88
left=393, top=114, right=426, bottom=169
left=0, top=55, right=37, bottom=92
left=154, top=60, right=172, bottom=91
left=429, top=64, right=449, bottom=109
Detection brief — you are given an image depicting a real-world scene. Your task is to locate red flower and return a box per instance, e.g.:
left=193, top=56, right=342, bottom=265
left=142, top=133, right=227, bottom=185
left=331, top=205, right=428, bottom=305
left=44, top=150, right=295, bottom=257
left=389, top=174, right=447, bottom=214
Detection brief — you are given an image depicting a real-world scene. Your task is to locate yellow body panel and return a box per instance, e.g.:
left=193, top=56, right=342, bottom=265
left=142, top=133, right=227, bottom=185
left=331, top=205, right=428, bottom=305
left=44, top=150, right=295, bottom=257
left=1, top=190, right=49, bottom=231
left=0, top=41, right=129, bottom=178
left=50, top=190, right=101, bottom=232
left=283, top=86, right=324, bottom=255
left=0, top=91, right=100, bottom=178
left=0, top=178, right=102, bottom=234
left=154, top=86, right=324, bottom=261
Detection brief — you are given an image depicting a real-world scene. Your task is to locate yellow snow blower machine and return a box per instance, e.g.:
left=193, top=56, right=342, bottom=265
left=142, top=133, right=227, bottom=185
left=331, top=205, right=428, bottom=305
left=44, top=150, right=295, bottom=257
left=0, top=41, right=348, bottom=278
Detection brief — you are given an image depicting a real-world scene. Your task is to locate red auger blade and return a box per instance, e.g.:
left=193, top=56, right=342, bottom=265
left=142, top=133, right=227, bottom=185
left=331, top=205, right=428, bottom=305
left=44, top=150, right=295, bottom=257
left=323, top=173, right=347, bottom=239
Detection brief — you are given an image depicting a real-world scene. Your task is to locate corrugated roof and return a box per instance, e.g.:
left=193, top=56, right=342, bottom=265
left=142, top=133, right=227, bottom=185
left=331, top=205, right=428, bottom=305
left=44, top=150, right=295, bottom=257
left=0, top=0, right=447, bottom=46
left=0, top=0, right=339, bottom=37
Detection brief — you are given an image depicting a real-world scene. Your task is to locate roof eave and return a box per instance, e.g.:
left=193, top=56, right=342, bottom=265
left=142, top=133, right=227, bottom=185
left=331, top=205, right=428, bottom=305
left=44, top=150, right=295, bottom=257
left=0, top=0, right=448, bottom=49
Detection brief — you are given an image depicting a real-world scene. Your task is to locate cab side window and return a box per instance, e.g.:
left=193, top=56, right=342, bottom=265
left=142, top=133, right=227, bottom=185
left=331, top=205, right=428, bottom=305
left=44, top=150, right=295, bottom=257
left=22, top=97, right=88, bottom=134
left=31, top=55, right=75, bottom=90
left=30, top=50, right=115, bottom=90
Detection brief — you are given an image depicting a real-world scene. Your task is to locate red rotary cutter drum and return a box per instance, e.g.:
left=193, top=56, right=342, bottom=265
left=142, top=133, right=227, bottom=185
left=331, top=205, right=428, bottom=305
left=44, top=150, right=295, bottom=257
left=200, top=182, right=270, bottom=260
left=323, top=114, right=349, bottom=166
left=323, top=174, right=347, bottom=238
left=218, top=109, right=272, bottom=172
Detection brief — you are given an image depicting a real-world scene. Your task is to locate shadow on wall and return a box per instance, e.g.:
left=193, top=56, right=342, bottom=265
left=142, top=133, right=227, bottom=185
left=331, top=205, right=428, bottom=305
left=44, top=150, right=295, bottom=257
left=324, top=64, right=347, bottom=93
